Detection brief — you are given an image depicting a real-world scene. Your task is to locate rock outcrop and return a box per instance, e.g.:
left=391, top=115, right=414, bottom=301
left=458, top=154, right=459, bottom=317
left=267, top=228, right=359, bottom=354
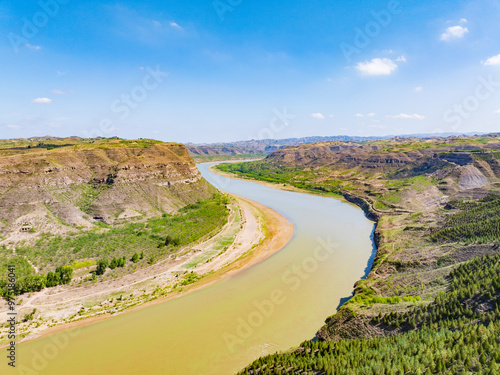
left=0, top=139, right=216, bottom=242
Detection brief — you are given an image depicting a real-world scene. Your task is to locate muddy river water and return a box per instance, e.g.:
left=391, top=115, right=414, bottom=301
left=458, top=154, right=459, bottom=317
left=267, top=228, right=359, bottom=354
left=4, top=162, right=376, bottom=375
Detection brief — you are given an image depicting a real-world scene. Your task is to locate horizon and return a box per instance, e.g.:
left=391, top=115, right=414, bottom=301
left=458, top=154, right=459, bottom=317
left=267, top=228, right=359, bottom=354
left=0, top=130, right=495, bottom=145
left=1, top=1, right=500, bottom=143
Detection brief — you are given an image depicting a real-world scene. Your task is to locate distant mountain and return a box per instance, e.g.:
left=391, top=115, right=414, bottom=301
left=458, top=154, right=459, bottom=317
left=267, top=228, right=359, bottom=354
left=388, top=132, right=487, bottom=138
left=188, top=136, right=383, bottom=157
left=187, top=132, right=490, bottom=158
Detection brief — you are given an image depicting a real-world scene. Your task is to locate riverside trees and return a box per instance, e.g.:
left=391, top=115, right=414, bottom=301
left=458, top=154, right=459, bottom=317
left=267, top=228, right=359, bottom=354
left=0, top=265, right=74, bottom=297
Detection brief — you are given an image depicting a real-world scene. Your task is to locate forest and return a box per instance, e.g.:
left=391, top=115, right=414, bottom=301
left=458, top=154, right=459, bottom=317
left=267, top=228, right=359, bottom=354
left=240, top=254, right=500, bottom=375
left=431, top=194, right=500, bottom=244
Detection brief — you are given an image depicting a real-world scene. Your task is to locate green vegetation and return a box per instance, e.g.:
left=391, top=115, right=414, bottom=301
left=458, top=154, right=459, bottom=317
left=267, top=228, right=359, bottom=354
left=0, top=256, right=33, bottom=279
left=70, top=260, right=95, bottom=270
left=0, top=137, right=168, bottom=153
left=180, top=271, right=201, bottom=286
left=23, top=308, right=37, bottom=322
left=93, top=256, right=126, bottom=275
left=74, top=182, right=113, bottom=213
left=95, top=259, right=109, bottom=276
left=375, top=254, right=500, bottom=329
left=431, top=194, right=500, bottom=244
left=349, top=294, right=419, bottom=306
left=240, top=323, right=500, bottom=375
left=240, top=254, right=500, bottom=374
left=0, top=263, right=73, bottom=298
left=217, top=163, right=343, bottom=197
left=46, top=266, right=73, bottom=287
left=109, top=256, right=126, bottom=269
left=0, top=194, right=229, bottom=296
left=13, top=194, right=229, bottom=273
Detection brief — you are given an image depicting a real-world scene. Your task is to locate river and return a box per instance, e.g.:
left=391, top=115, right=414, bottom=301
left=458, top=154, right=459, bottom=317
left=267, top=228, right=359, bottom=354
left=4, top=162, right=376, bottom=375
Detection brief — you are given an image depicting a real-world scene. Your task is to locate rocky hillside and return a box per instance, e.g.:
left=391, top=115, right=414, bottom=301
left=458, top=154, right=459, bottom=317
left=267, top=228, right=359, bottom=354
left=265, top=136, right=500, bottom=170
left=262, top=136, right=500, bottom=203
left=0, top=138, right=216, bottom=246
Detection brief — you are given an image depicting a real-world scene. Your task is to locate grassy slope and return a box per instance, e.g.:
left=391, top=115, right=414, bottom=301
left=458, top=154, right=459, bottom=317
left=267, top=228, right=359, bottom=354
left=12, top=197, right=229, bottom=273
left=218, top=135, right=500, bottom=374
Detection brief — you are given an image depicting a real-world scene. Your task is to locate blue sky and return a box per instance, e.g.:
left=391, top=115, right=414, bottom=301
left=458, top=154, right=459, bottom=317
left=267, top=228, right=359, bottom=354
left=1, top=0, right=500, bottom=143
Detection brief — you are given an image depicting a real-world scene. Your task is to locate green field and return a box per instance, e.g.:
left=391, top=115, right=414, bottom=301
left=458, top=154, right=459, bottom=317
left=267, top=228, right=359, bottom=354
left=217, top=162, right=344, bottom=197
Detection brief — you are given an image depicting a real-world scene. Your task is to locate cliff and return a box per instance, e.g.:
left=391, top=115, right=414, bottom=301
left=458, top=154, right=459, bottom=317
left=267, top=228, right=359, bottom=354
left=0, top=138, right=216, bottom=244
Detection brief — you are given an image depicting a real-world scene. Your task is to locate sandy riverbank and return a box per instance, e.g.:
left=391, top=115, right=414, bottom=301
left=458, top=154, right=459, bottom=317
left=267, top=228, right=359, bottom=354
left=0, top=190, right=293, bottom=349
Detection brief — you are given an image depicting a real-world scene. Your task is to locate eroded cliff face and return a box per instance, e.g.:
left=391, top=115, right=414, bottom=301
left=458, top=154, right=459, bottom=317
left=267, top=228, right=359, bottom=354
left=264, top=139, right=500, bottom=182
left=265, top=142, right=440, bottom=170
left=0, top=140, right=216, bottom=243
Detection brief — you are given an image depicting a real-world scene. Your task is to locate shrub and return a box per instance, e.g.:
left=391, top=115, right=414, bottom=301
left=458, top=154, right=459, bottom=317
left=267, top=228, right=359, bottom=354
left=96, top=259, right=109, bottom=275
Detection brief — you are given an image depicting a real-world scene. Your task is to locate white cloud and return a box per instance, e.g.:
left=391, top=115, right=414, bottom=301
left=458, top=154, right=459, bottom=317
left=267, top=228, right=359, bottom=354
left=32, top=98, right=52, bottom=104
left=356, top=113, right=376, bottom=118
left=7, top=124, right=19, bottom=129
left=440, top=25, right=469, bottom=41
left=355, top=57, right=404, bottom=76
left=387, top=113, right=426, bottom=120
left=483, top=54, right=500, bottom=66
left=460, top=18, right=468, bottom=24
left=367, top=112, right=377, bottom=117
left=52, top=89, right=66, bottom=95
left=415, top=86, right=423, bottom=92
left=26, top=44, right=41, bottom=50
left=311, top=113, right=325, bottom=119
left=355, top=113, right=365, bottom=118
left=154, top=20, right=182, bottom=30
left=494, top=109, right=500, bottom=114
